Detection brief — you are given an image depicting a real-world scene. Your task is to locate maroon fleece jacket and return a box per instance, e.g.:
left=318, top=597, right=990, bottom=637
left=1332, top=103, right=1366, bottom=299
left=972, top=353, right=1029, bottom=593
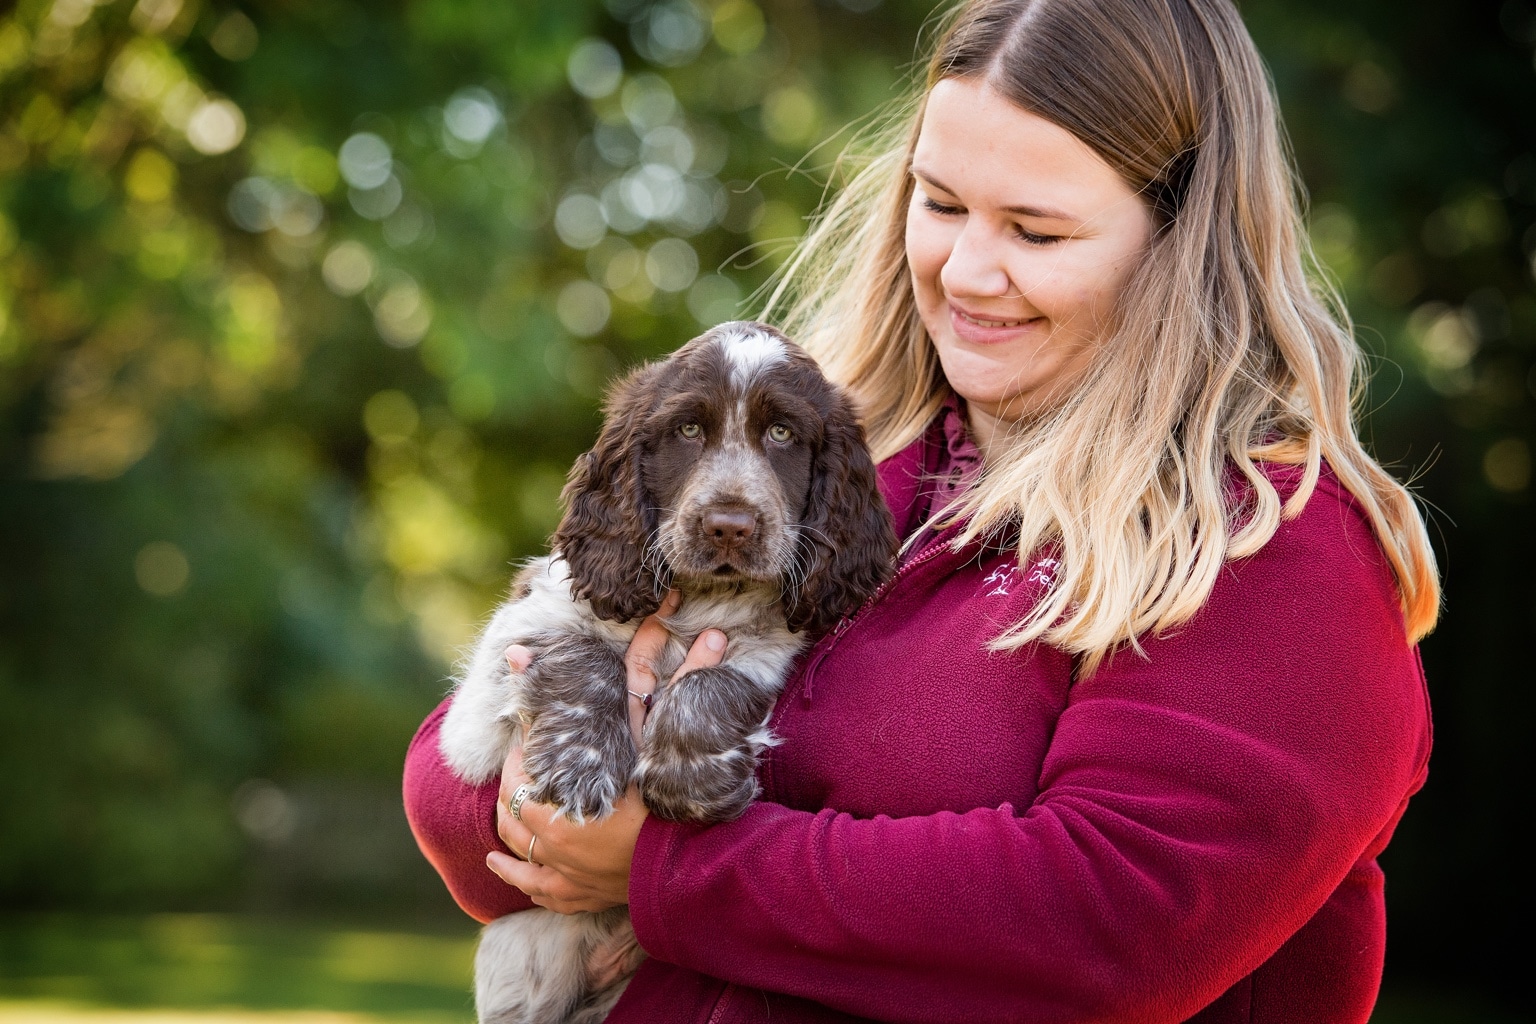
left=403, top=407, right=1431, bottom=1024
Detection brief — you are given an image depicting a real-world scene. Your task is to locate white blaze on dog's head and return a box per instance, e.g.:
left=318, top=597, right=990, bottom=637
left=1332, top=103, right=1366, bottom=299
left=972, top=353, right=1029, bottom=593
left=714, top=324, right=788, bottom=392
left=646, top=322, right=800, bottom=586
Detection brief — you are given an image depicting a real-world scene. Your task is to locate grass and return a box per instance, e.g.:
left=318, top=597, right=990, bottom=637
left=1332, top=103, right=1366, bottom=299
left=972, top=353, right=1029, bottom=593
left=1369, top=989, right=1530, bottom=1024
left=0, top=914, right=1522, bottom=1023
left=0, top=915, right=477, bottom=1024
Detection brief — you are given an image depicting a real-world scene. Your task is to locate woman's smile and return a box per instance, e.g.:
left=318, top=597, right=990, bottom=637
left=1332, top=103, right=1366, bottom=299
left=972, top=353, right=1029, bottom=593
left=949, top=302, right=1046, bottom=343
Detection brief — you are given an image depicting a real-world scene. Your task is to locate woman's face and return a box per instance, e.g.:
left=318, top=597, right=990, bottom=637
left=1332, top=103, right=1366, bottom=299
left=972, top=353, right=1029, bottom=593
left=906, top=77, right=1154, bottom=446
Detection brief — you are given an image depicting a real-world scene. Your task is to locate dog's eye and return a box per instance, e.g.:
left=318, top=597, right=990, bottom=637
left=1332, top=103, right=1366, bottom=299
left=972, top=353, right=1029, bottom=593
left=679, top=422, right=703, bottom=440
left=767, top=423, right=793, bottom=444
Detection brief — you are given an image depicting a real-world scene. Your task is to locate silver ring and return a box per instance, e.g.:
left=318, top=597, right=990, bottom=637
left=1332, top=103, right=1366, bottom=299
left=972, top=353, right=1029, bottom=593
left=509, top=782, right=533, bottom=822
left=525, top=833, right=540, bottom=866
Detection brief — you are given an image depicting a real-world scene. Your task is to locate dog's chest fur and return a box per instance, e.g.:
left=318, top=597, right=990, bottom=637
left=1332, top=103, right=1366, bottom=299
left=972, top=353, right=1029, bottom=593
left=438, top=555, right=805, bottom=790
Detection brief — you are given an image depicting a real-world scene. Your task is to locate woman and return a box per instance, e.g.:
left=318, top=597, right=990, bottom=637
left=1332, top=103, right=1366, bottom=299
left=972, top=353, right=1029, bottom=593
left=403, top=0, right=1438, bottom=1020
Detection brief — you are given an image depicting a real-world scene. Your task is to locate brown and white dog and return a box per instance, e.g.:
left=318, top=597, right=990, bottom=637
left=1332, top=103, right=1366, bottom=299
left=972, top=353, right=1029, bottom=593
left=439, top=321, right=896, bottom=1024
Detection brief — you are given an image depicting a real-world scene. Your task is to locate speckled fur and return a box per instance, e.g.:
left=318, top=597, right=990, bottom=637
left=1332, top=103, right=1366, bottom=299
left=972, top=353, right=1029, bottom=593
left=438, top=322, right=896, bottom=1024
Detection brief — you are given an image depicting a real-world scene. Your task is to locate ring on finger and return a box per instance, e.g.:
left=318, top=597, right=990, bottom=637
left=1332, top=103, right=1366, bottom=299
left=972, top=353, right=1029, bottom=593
left=509, top=782, right=533, bottom=822
left=526, top=833, right=540, bottom=866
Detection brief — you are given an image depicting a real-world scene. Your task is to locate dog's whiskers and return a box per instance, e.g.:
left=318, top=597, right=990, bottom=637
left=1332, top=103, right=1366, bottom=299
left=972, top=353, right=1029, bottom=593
left=795, top=522, right=836, bottom=550
left=638, top=521, right=675, bottom=602
left=771, top=536, right=810, bottom=605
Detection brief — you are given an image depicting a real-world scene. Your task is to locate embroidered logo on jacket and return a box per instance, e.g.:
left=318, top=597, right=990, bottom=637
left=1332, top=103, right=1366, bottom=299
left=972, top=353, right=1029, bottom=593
left=980, top=557, right=1060, bottom=598
left=1027, top=558, right=1061, bottom=590
left=982, top=564, right=1017, bottom=596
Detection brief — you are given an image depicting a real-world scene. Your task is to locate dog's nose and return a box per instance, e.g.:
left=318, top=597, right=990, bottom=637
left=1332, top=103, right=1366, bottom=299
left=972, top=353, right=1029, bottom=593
left=702, top=509, right=756, bottom=547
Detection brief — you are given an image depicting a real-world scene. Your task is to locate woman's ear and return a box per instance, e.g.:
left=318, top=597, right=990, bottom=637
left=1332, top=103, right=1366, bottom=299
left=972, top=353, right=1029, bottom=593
left=786, top=393, right=898, bottom=634
left=552, top=363, right=668, bottom=623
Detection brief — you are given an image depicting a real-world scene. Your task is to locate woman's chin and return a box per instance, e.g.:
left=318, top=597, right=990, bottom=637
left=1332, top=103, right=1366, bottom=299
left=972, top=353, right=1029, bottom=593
left=937, top=357, right=1037, bottom=411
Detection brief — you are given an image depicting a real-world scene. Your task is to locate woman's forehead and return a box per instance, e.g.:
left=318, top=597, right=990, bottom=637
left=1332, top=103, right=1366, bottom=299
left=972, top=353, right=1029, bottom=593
left=913, top=77, right=1138, bottom=222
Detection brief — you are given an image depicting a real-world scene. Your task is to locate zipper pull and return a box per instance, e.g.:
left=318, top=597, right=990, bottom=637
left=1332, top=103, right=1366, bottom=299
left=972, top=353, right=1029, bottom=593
left=800, top=616, right=852, bottom=707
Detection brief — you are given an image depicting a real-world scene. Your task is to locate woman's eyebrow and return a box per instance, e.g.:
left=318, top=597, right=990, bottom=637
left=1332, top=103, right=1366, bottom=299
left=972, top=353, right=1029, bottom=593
left=911, top=166, right=1079, bottom=223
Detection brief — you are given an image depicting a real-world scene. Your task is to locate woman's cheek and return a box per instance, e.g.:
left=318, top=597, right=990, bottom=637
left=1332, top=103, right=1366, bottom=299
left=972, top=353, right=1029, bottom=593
left=1036, top=273, right=1108, bottom=337
left=906, top=212, right=956, bottom=289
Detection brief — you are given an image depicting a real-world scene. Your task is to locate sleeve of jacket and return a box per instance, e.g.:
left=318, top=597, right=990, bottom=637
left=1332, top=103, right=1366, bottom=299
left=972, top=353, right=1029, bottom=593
left=402, top=697, right=534, bottom=924
left=626, top=476, right=1433, bottom=1023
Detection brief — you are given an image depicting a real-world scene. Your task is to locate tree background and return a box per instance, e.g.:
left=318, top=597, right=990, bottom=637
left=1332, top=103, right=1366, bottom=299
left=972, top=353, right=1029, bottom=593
left=0, top=0, right=1530, bottom=1016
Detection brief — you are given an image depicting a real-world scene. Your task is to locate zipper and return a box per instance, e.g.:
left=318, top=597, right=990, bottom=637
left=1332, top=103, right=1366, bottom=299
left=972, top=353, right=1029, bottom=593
left=705, top=982, right=734, bottom=1024
left=798, top=616, right=852, bottom=706
left=798, top=532, right=959, bottom=706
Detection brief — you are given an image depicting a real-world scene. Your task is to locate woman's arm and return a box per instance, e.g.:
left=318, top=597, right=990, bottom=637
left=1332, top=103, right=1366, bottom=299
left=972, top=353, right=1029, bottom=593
left=402, top=699, right=532, bottom=923
left=625, top=476, right=1433, bottom=1023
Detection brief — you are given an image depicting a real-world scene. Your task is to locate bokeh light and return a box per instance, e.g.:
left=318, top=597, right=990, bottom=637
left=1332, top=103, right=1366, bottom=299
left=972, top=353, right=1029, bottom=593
left=134, top=541, right=191, bottom=597
left=338, top=132, right=392, bottom=190
left=322, top=240, right=376, bottom=296
left=185, top=97, right=246, bottom=155
left=568, top=37, right=624, bottom=98
left=556, top=279, right=612, bottom=337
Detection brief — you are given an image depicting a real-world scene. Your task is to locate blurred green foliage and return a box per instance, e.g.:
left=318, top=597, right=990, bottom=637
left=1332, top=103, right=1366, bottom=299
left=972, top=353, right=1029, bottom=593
left=0, top=0, right=1531, bottom=1012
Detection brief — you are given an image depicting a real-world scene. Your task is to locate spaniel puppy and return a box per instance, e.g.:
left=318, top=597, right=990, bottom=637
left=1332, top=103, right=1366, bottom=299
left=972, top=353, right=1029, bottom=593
left=438, top=321, right=897, bottom=1024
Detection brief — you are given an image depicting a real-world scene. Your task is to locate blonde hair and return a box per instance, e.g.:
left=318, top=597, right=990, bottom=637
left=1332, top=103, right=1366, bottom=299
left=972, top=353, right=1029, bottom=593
left=762, top=0, right=1440, bottom=673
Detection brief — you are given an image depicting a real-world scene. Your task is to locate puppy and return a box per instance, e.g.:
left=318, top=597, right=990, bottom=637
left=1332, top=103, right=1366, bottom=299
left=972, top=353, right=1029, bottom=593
left=439, top=321, right=896, bottom=1024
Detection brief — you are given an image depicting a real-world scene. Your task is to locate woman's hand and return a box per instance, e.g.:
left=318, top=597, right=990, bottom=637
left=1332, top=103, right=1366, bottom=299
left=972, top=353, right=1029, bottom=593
left=487, top=590, right=728, bottom=914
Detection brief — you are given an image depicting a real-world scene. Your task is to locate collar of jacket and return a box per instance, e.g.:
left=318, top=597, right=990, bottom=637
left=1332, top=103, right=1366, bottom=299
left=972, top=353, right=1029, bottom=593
left=880, top=397, right=970, bottom=539
left=792, top=410, right=1005, bottom=707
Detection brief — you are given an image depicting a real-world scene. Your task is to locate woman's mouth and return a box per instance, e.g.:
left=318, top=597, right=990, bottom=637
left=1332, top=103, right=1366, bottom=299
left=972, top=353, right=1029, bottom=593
left=949, top=305, right=1044, bottom=339
left=958, top=310, right=1032, bottom=327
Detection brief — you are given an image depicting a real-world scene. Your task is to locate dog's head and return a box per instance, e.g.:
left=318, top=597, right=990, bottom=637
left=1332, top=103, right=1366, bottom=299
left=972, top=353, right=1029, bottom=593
left=552, top=321, right=897, bottom=633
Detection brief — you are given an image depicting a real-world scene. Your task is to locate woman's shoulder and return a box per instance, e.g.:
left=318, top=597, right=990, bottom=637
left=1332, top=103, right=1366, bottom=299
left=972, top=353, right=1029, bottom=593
left=1177, top=457, right=1413, bottom=675
left=1246, top=459, right=1386, bottom=578
left=1254, top=456, right=1358, bottom=508
left=1079, top=454, right=1427, bottom=774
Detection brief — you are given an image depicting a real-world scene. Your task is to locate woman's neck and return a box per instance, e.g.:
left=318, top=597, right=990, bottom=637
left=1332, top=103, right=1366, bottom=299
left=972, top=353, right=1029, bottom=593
left=965, top=402, right=1001, bottom=461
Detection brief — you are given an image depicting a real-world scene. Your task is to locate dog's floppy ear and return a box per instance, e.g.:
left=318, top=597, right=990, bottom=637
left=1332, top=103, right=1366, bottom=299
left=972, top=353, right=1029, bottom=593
left=786, top=391, right=898, bottom=634
left=553, top=362, right=667, bottom=623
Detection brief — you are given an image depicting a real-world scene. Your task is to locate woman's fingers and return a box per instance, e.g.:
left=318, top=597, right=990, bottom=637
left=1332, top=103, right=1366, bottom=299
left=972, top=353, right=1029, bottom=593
left=505, top=644, right=533, bottom=673
left=495, top=744, right=539, bottom=857
left=486, top=849, right=545, bottom=885
left=487, top=781, right=633, bottom=913
left=492, top=757, right=580, bottom=906
left=495, top=796, right=533, bottom=863
left=623, top=590, right=680, bottom=688
left=485, top=850, right=616, bottom=914
left=494, top=753, right=581, bottom=869
left=670, top=628, right=727, bottom=683
left=623, top=590, right=680, bottom=739
left=621, top=596, right=730, bottom=743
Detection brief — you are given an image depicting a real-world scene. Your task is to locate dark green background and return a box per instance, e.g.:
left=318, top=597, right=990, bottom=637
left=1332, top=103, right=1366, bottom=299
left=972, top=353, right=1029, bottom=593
left=0, top=0, right=1531, bottom=1017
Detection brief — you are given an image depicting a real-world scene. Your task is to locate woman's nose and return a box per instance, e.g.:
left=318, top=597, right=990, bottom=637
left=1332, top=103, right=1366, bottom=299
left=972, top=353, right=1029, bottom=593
left=940, top=220, right=1014, bottom=298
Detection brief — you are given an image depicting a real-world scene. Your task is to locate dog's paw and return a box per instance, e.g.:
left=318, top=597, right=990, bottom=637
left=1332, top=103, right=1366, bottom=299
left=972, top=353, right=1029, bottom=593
left=523, top=744, right=631, bottom=822
left=634, top=746, right=759, bottom=823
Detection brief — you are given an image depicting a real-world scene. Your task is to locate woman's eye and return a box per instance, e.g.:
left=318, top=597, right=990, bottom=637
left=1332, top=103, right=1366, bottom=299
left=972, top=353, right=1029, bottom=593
left=679, top=422, right=702, bottom=439
left=1015, top=227, right=1062, bottom=246
left=767, top=423, right=793, bottom=443
left=922, top=193, right=1059, bottom=246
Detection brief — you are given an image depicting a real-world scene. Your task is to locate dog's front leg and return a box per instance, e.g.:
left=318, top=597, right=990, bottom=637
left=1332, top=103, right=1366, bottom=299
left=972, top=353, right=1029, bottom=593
left=635, top=665, right=778, bottom=822
left=520, top=634, right=636, bottom=823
